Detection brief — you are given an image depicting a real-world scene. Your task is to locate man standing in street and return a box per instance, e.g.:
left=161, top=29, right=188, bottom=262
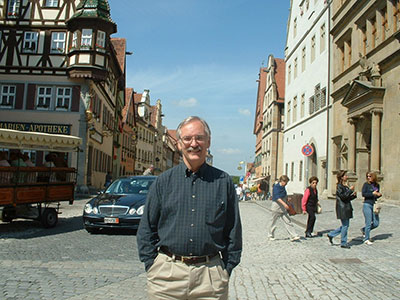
left=137, top=116, right=242, bottom=299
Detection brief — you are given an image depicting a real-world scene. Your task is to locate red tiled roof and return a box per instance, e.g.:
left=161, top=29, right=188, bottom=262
left=133, top=93, right=142, bottom=103
left=122, top=88, right=134, bottom=122
left=168, top=129, right=177, bottom=141
left=110, top=38, right=126, bottom=73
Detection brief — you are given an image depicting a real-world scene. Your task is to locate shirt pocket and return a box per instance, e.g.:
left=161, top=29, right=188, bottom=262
left=206, top=200, right=227, bottom=230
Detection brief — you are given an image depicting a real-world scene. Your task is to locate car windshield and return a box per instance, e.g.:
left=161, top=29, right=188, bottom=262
left=105, top=177, right=155, bottom=195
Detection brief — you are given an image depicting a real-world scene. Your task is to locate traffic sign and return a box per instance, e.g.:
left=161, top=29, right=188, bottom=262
left=301, top=144, right=314, bottom=156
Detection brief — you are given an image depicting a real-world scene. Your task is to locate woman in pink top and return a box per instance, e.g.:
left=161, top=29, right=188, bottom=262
left=302, top=176, right=319, bottom=238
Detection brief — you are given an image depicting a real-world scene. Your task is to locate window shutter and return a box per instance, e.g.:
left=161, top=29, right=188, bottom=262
left=15, top=83, right=25, bottom=109
left=26, top=84, right=36, bottom=110
left=71, top=85, right=80, bottom=112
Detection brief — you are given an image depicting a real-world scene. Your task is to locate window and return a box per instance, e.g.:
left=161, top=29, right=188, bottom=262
left=320, top=23, right=326, bottom=53
left=37, top=87, right=52, bottom=109
left=45, top=0, right=58, bottom=7
left=285, top=163, right=288, bottom=176
left=56, top=87, right=71, bottom=110
left=96, top=30, right=106, bottom=49
left=338, top=43, right=345, bottom=72
left=71, top=31, right=78, bottom=49
left=309, top=96, right=315, bottom=114
left=288, top=65, right=292, bottom=85
left=299, top=161, right=303, bottom=182
left=380, top=6, right=388, bottom=41
left=7, top=0, right=20, bottom=18
left=0, top=85, right=16, bottom=108
left=291, top=162, right=294, bottom=181
left=311, top=35, right=316, bottom=62
left=300, top=93, right=305, bottom=118
left=81, top=29, right=93, bottom=48
left=345, top=39, right=352, bottom=68
left=370, top=16, right=377, bottom=49
left=360, top=24, right=367, bottom=56
left=293, top=96, right=297, bottom=123
left=394, top=0, right=400, bottom=32
left=23, top=32, right=38, bottom=53
left=320, top=87, right=326, bottom=107
left=293, top=18, right=297, bottom=38
left=51, top=32, right=66, bottom=53
left=287, top=101, right=291, bottom=125
left=294, top=57, right=298, bottom=79
left=302, top=47, right=306, bottom=72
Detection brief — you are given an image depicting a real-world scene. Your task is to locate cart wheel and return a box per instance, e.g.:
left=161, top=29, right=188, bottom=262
left=41, top=208, right=58, bottom=228
left=1, top=209, right=15, bottom=223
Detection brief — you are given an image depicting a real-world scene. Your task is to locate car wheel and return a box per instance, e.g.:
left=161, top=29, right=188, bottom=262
left=41, top=208, right=58, bottom=228
left=1, top=208, right=15, bottom=223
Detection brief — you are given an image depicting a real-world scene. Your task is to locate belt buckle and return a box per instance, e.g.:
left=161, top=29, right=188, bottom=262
left=181, top=255, right=194, bottom=264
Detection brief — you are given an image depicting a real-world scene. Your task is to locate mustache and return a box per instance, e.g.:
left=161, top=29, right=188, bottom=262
left=187, top=146, right=202, bottom=152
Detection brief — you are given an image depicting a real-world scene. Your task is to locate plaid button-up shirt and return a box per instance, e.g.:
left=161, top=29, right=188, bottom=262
left=137, top=162, right=242, bottom=274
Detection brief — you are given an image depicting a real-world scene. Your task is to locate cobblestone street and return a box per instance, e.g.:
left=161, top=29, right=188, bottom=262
left=1, top=198, right=399, bottom=299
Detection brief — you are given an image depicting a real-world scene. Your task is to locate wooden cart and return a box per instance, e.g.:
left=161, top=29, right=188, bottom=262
left=0, top=129, right=82, bottom=228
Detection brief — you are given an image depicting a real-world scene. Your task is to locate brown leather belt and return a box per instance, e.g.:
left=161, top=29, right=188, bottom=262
left=160, top=246, right=219, bottom=265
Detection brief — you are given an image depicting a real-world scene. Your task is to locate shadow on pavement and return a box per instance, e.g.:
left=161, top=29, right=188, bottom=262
left=0, top=215, right=83, bottom=239
left=87, top=228, right=138, bottom=236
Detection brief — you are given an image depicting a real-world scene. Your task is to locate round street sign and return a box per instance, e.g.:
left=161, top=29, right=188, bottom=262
left=301, top=144, right=314, bottom=156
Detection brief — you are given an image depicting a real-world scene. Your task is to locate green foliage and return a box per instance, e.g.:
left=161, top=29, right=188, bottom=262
left=231, top=176, right=240, bottom=185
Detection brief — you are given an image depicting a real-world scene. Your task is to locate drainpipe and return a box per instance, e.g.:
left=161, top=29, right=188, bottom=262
left=325, top=1, right=331, bottom=193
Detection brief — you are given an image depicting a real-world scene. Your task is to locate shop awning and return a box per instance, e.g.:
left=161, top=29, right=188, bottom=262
left=0, top=128, right=82, bottom=152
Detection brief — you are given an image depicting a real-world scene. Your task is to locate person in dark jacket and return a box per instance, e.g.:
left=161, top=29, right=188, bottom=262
left=327, top=170, right=357, bottom=249
left=301, top=176, right=319, bottom=238
left=361, top=171, right=382, bottom=245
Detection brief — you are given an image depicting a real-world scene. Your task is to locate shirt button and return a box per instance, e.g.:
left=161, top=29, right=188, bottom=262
left=189, top=239, right=193, bottom=242
left=191, top=208, right=195, bottom=212
left=191, top=224, right=194, bottom=227
left=192, top=195, right=195, bottom=198
left=190, top=253, right=193, bottom=255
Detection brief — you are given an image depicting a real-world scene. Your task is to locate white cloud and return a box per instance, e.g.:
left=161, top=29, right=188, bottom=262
left=217, top=148, right=241, bottom=155
left=238, top=108, right=251, bottom=116
left=173, top=97, right=198, bottom=107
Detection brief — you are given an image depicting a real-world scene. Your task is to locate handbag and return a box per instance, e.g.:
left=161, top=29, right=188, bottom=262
left=316, top=202, right=322, bottom=214
left=287, top=203, right=296, bottom=216
left=373, top=201, right=382, bottom=214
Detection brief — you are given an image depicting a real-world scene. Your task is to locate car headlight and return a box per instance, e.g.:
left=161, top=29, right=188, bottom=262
left=136, top=205, right=145, bottom=215
left=84, top=203, right=93, bottom=214
left=128, top=207, right=136, bottom=215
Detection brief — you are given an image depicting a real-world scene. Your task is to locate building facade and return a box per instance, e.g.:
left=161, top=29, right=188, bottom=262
left=0, top=0, right=125, bottom=190
left=329, top=0, right=400, bottom=200
left=283, top=0, right=332, bottom=194
left=262, top=55, right=285, bottom=189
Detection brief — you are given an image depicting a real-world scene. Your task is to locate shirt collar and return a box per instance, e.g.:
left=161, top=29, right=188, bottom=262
left=183, top=162, right=208, bottom=178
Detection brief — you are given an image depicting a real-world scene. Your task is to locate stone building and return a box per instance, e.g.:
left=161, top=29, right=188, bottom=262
left=329, top=0, right=400, bottom=200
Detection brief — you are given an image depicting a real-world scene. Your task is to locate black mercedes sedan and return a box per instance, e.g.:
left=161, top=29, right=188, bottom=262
left=82, top=176, right=156, bottom=233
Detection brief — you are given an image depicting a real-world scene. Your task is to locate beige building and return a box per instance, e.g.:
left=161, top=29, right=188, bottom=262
left=262, top=55, right=285, bottom=187
left=329, top=0, right=400, bottom=200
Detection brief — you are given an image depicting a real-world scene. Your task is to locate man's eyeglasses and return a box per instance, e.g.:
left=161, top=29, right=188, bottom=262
left=180, top=135, right=207, bottom=144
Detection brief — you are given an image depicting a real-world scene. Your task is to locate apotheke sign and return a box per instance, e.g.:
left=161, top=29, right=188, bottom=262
left=0, top=121, right=71, bottom=135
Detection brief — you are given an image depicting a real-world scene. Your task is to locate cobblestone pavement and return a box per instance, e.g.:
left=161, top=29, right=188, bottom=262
left=230, top=198, right=400, bottom=300
left=0, top=197, right=399, bottom=299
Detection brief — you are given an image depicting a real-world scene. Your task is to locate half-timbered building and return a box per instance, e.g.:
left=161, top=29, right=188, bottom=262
left=0, top=0, right=125, bottom=190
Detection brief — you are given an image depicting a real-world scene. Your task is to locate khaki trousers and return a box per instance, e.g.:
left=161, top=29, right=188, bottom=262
left=269, top=200, right=298, bottom=239
left=147, top=252, right=229, bottom=300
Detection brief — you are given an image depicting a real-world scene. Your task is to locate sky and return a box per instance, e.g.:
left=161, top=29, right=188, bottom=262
left=109, top=0, right=290, bottom=176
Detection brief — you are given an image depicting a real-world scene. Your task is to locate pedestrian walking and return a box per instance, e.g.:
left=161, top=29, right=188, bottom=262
left=302, top=176, right=319, bottom=238
left=268, top=175, right=300, bottom=242
left=137, top=116, right=242, bottom=300
left=361, top=171, right=382, bottom=245
left=104, top=171, right=112, bottom=188
left=327, top=170, right=357, bottom=249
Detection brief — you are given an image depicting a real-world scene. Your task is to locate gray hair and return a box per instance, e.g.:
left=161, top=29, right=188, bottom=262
left=176, top=116, right=211, bottom=140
